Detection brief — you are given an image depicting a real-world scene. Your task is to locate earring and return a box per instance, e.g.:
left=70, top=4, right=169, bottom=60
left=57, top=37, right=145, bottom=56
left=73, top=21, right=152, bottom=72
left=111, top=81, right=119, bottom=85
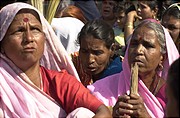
left=158, top=63, right=163, bottom=71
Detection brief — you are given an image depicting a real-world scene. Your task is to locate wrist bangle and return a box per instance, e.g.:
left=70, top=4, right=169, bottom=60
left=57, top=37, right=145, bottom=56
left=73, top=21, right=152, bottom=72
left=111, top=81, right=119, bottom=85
left=125, top=22, right=133, bottom=26
left=126, top=25, right=133, bottom=28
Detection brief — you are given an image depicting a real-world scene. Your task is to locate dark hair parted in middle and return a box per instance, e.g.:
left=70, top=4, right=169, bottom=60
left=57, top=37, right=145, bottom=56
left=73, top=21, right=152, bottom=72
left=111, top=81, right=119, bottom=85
left=77, top=19, right=115, bottom=49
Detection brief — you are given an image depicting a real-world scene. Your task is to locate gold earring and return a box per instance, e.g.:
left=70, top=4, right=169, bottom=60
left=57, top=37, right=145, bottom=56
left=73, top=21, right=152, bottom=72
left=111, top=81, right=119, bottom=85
left=158, top=63, right=163, bottom=71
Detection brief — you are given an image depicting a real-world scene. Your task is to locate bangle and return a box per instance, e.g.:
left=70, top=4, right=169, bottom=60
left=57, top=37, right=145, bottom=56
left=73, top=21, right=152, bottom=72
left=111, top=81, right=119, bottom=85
left=125, top=22, right=133, bottom=26
left=126, top=25, right=133, bottom=28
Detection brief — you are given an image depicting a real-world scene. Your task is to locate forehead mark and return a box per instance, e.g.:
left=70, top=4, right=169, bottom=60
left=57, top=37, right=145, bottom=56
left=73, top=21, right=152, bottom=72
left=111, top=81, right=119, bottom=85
left=23, top=17, right=29, bottom=22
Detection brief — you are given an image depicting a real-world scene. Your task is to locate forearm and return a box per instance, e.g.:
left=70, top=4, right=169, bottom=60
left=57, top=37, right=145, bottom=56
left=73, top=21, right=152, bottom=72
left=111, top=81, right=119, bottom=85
left=124, top=12, right=135, bottom=44
left=93, top=104, right=112, bottom=118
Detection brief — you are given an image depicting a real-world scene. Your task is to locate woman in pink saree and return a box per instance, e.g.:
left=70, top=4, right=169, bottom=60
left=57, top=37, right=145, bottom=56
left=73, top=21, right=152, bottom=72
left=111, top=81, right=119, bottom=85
left=87, top=19, right=179, bottom=117
left=0, top=2, right=112, bottom=118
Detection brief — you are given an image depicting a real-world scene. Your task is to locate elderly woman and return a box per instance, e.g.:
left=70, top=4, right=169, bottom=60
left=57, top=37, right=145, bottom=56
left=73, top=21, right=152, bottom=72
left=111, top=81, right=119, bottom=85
left=0, top=2, right=112, bottom=118
left=87, top=19, right=179, bottom=117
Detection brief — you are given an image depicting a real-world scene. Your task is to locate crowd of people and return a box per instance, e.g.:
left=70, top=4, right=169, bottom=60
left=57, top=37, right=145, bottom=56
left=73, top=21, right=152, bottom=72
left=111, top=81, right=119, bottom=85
left=0, top=0, right=179, bottom=117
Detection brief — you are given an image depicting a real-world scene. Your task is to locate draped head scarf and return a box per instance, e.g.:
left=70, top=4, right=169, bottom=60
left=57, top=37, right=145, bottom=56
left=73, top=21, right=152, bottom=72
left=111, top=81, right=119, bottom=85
left=87, top=19, right=179, bottom=118
left=0, top=2, right=80, bottom=117
left=0, top=2, right=80, bottom=80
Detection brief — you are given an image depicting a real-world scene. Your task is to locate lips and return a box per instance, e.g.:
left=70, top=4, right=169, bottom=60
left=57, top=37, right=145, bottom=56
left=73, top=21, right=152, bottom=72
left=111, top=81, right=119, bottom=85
left=132, top=57, right=144, bottom=66
left=86, top=66, right=96, bottom=72
left=23, top=46, right=36, bottom=52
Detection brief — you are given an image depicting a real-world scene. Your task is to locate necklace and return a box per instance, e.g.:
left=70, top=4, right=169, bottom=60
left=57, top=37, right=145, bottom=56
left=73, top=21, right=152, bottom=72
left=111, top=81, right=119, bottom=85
left=150, top=74, right=160, bottom=95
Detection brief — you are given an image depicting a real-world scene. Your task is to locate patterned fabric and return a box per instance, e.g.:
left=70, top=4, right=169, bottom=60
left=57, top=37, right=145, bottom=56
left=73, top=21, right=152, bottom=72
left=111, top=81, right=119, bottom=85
left=71, top=52, right=92, bottom=87
left=87, top=19, right=179, bottom=118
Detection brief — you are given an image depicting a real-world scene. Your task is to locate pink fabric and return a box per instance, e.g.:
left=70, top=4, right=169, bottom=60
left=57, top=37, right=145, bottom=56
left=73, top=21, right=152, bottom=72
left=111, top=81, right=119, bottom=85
left=0, top=55, right=67, bottom=117
left=87, top=19, right=179, bottom=118
left=0, top=2, right=80, bottom=80
left=0, top=2, right=80, bottom=118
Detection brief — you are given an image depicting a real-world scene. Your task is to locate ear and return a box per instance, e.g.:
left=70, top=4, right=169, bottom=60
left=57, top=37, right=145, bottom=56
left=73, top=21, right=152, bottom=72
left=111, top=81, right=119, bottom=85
left=110, top=43, right=116, bottom=51
left=160, top=53, right=167, bottom=64
left=110, top=43, right=116, bottom=57
left=152, top=7, right=158, bottom=18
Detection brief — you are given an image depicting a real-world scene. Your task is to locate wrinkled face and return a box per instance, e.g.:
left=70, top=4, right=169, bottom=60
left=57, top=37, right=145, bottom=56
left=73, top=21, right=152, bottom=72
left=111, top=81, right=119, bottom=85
left=102, top=0, right=117, bottom=20
left=137, top=2, right=155, bottom=20
left=162, top=15, right=180, bottom=44
left=79, top=35, right=112, bottom=76
left=1, top=11, right=45, bottom=71
left=166, top=84, right=179, bottom=117
left=128, top=26, right=163, bottom=77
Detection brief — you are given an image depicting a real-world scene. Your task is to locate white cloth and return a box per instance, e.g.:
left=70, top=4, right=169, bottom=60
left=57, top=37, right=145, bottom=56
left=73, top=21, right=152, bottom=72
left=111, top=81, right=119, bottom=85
left=51, top=17, right=84, bottom=54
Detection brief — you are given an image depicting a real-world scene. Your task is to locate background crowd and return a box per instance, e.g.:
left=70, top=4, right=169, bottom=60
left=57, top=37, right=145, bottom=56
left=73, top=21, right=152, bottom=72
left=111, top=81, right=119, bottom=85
left=0, top=0, right=179, bottom=117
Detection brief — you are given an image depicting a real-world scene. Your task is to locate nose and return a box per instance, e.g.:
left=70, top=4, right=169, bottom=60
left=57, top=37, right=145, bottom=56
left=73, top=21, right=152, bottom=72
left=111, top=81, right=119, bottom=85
left=137, top=7, right=141, bottom=12
left=88, top=53, right=95, bottom=64
left=23, top=24, right=34, bottom=43
left=136, top=44, right=144, bottom=54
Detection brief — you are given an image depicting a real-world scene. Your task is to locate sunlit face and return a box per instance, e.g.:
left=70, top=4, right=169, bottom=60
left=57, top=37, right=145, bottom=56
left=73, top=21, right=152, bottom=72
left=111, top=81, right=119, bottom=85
left=162, top=15, right=180, bottom=45
left=137, top=2, right=155, bottom=20
left=128, top=26, right=163, bottom=77
left=102, top=0, right=117, bottom=20
left=79, top=35, right=112, bottom=77
left=166, top=84, right=179, bottom=117
left=1, top=10, right=45, bottom=71
left=116, top=12, right=125, bottom=29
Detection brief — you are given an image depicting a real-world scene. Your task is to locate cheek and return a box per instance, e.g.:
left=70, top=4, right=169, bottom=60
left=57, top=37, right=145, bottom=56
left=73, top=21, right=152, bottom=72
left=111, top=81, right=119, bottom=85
left=3, top=38, right=22, bottom=54
left=96, top=53, right=111, bottom=67
left=127, top=48, right=134, bottom=62
left=172, top=30, right=179, bottom=39
left=145, top=52, right=161, bottom=65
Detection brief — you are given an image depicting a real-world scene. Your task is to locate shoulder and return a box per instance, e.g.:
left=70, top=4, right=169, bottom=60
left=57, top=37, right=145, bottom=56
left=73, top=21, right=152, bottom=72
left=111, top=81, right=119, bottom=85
left=105, top=56, right=123, bottom=73
left=40, top=66, right=78, bottom=83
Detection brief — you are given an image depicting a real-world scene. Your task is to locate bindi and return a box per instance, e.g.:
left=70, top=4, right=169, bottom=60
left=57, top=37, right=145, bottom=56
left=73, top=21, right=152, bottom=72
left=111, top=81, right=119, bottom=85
left=23, top=17, right=29, bottom=22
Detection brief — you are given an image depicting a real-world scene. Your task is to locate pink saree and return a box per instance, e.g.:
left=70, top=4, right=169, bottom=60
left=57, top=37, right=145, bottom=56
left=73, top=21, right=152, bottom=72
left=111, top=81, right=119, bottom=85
left=0, top=2, right=80, bottom=117
left=87, top=20, right=179, bottom=118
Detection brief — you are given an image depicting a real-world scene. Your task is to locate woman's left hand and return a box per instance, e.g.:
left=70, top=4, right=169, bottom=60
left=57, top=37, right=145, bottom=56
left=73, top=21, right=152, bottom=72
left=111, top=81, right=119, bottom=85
left=126, top=93, right=151, bottom=117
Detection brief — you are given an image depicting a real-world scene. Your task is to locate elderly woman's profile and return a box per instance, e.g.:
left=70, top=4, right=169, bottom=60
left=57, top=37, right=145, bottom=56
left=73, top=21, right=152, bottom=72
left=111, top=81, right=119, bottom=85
left=87, top=19, right=179, bottom=117
left=0, top=2, right=112, bottom=117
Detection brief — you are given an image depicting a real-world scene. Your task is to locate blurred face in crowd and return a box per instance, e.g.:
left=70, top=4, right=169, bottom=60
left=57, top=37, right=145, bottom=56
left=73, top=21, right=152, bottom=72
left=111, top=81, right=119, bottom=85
left=128, top=25, right=163, bottom=78
left=116, top=11, right=125, bottom=29
left=137, top=2, right=157, bottom=20
left=162, top=15, right=180, bottom=46
left=79, top=35, right=113, bottom=79
left=101, top=0, right=117, bottom=20
left=1, top=10, right=45, bottom=71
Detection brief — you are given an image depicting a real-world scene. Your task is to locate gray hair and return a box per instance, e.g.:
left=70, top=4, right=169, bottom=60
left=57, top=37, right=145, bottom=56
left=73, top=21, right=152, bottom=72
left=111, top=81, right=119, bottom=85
left=134, top=20, right=166, bottom=54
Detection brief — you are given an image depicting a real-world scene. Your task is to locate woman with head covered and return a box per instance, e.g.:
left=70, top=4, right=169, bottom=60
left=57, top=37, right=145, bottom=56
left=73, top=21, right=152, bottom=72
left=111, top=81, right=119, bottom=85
left=0, top=2, right=112, bottom=118
left=87, top=19, right=179, bottom=117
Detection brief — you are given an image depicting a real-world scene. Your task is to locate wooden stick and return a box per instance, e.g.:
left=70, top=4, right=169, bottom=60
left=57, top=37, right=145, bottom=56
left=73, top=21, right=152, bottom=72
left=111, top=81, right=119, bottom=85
left=130, top=62, right=138, bottom=95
